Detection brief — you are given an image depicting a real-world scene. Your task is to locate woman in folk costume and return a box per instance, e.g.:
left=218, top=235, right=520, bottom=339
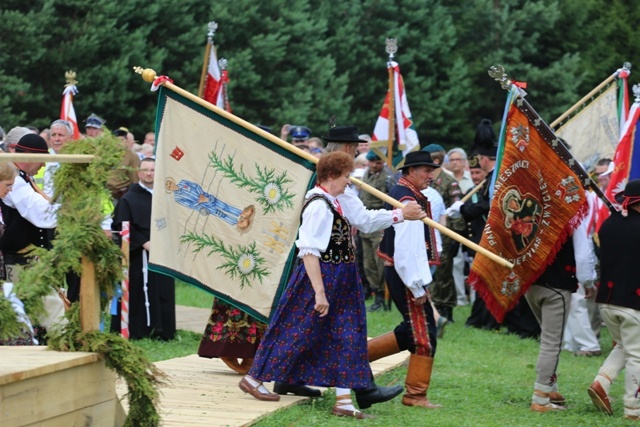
left=239, top=150, right=395, bottom=418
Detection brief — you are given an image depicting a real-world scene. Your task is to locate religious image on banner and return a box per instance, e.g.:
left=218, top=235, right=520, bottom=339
left=468, top=89, right=589, bottom=322
left=150, top=87, right=315, bottom=322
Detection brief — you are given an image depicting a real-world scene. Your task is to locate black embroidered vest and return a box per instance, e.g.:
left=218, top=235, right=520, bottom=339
left=301, top=194, right=355, bottom=264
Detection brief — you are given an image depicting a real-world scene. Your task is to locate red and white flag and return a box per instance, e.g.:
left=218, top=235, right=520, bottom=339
left=595, top=99, right=640, bottom=232
left=202, top=44, right=230, bottom=111
left=371, top=61, right=419, bottom=170
left=60, top=84, right=81, bottom=139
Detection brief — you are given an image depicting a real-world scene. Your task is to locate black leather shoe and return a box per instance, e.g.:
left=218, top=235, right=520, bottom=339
left=354, top=384, right=403, bottom=409
left=273, top=382, right=321, bottom=397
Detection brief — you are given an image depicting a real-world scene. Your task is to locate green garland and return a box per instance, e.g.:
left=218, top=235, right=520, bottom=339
left=0, top=132, right=162, bottom=426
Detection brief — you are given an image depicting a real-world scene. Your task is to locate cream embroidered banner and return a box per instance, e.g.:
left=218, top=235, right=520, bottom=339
left=150, top=87, right=315, bottom=321
left=554, top=84, right=619, bottom=172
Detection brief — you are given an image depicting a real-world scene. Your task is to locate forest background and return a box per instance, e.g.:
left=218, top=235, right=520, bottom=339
left=1, top=0, right=639, bottom=151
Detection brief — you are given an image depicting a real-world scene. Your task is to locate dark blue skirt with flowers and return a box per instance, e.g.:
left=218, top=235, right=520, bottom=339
left=248, top=260, right=371, bottom=389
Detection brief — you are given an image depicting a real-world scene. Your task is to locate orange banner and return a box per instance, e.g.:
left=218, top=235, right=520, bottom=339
left=468, top=103, right=588, bottom=322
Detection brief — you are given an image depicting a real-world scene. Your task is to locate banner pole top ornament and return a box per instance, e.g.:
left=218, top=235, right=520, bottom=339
left=488, top=65, right=513, bottom=90
left=64, top=70, right=78, bottom=87
left=385, top=38, right=397, bottom=60
left=633, top=83, right=640, bottom=103
left=134, top=66, right=157, bottom=83
left=207, top=21, right=218, bottom=42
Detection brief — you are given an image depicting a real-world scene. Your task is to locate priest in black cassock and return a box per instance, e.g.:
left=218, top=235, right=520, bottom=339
left=111, top=157, right=176, bottom=340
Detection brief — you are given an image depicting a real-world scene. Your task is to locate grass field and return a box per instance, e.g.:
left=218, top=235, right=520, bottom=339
left=134, top=282, right=636, bottom=426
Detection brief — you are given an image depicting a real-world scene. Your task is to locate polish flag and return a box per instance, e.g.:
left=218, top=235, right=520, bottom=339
left=61, top=85, right=81, bottom=139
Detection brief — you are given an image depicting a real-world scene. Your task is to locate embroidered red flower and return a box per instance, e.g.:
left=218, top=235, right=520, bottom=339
left=607, top=281, right=614, bottom=288
left=636, top=289, right=640, bottom=297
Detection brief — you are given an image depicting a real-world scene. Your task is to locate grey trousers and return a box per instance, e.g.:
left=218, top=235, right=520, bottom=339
left=525, top=284, right=571, bottom=388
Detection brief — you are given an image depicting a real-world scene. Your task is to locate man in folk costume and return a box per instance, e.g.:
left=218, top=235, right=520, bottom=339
left=588, top=179, right=640, bottom=419
left=323, top=125, right=427, bottom=409
left=372, top=150, right=443, bottom=409
left=523, top=200, right=597, bottom=411
left=111, top=158, right=176, bottom=340
left=0, top=134, right=57, bottom=282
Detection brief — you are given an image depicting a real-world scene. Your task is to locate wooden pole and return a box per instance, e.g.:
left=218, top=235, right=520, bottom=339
left=79, top=256, right=100, bottom=332
left=550, top=72, right=617, bottom=129
left=460, top=179, right=486, bottom=203
left=134, top=67, right=514, bottom=269
left=197, top=42, right=211, bottom=99
left=352, top=178, right=514, bottom=269
left=197, top=21, right=218, bottom=99
left=387, top=63, right=395, bottom=167
left=0, top=153, right=94, bottom=163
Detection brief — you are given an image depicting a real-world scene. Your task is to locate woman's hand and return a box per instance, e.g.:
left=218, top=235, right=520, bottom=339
left=314, top=291, right=329, bottom=317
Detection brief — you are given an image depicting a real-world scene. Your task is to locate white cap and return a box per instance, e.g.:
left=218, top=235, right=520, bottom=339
left=600, top=161, right=615, bottom=176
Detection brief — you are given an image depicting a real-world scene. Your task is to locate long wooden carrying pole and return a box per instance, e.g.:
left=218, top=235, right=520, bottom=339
left=550, top=72, right=617, bottom=129
left=136, top=68, right=513, bottom=269
left=387, top=63, right=395, bottom=167
left=197, top=41, right=211, bottom=99
left=460, top=179, right=486, bottom=203
left=0, top=153, right=94, bottom=163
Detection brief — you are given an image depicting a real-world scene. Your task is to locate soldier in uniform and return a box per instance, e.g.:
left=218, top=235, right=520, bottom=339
left=359, top=150, right=394, bottom=311
left=421, top=144, right=463, bottom=322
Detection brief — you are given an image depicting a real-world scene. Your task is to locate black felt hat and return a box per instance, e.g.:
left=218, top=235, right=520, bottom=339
left=323, top=126, right=368, bottom=144
left=14, top=133, right=49, bottom=153
left=621, top=179, right=640, bottom=208
left=399, top=151, right=441, bottom=170
left=474, top=119, right=498, bottom=157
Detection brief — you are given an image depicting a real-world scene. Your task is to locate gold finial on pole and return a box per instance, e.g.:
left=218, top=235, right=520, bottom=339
left=133, top=66, right=157, bottom=83
left=488, top=65, right=513, bottom=90
left=64, top=70, right=78, bottom=87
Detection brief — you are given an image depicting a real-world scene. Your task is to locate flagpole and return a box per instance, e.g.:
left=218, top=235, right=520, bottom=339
left=550, top=62, right=631, bottom=129
left=0, top=153, right=94, bottom=163
left=460, top=179, right=486, bottom=203
left=386, top=38, right=397, bottom=167
left=134, top=66, right=514, bottom=269
left=198, top=21, right=217, bottom=99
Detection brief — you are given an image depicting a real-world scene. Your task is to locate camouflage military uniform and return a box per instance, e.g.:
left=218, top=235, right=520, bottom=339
left=429, top=171, right=464, bottom=320
left=359, top=167, right=394, bottom=310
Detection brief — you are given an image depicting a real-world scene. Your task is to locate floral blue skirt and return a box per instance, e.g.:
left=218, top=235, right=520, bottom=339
left=248, top=260, right=371, bottom=388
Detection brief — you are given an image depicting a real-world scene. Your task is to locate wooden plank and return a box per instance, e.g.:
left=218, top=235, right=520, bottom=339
left=116, top=351, right=409, bottom=426
left=0, top=347, right=100, bottom=386
left=80, top=256, right=100, bottom=332
left=24, top=399, right=118, bottom=427
left=1, top=352, right=116, bottom=426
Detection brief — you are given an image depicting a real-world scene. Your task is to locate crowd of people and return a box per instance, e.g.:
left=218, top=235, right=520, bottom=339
left=2, top=114, right=638, bottom=420
left=0, top=115, right=173, bottom=344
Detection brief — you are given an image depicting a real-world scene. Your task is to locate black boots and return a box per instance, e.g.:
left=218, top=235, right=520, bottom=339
left=354, top=374, right=403, bottom=409
left=273, top=382, right=321, bottom=397
left=368, top=291, right=388, bottom=312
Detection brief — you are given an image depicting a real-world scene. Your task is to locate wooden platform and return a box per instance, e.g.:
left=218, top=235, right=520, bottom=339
left=0, top=346, right=121, bottom=427
left=115, top=351, right=409, bottom=426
